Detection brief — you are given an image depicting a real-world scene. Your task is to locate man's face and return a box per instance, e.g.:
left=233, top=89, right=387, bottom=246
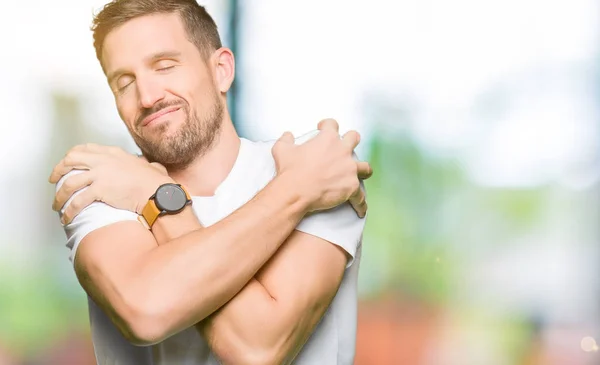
left=102, top=13, right=224, bottom=170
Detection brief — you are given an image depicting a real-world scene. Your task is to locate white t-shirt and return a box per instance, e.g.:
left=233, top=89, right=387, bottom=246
left=57, top=132, right=365, bottom=365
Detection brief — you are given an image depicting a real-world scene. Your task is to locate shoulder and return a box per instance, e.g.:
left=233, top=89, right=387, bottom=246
left=242, top=129, right=322, bottom=158
left=242, top=132, right=366, bottom=267
left=295, top=186, right=366, bottom=268
left=235, top=131, right=323, bottom=191
left=240, top=129, right=322, bottom=169
left=56, top=170, right=139, bottom=265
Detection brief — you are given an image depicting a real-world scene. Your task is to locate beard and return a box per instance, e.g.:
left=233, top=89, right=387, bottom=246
left=132, top=91, right=224, bottom=172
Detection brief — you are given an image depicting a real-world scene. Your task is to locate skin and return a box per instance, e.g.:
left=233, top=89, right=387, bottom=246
left=49, top=12, right=372, bottom=365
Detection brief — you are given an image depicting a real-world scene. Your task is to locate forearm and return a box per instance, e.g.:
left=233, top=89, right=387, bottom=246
left=128, top=172, right=308, bottom=340
left=150, top=186, right=326, bottom=362
left=197, top=231, right=347, bottom=364
left=198, top=279, right=334, bottom=365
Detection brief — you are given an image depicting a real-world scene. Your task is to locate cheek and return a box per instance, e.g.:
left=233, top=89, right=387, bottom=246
left=115, top=97, right=138, bottom=130
left=191, top=81, right=218, bottom=109
left=172, top=74, right=201, bottom=101
left=182, top=67, right=214, bottom=95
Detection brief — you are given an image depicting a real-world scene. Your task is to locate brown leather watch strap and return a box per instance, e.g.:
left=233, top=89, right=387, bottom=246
left=141, top=199, right=162, bottom=228
left=182, top=185, right=192, bottom=201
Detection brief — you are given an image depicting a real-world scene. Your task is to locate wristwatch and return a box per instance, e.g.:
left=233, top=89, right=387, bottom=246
left=141, top=183, right=192, bottom=229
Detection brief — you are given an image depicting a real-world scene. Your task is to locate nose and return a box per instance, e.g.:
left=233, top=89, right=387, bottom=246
left=136, top=76, right=165, bottom=109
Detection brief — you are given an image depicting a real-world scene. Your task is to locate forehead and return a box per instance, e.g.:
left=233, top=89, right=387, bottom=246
left=102, top=13, right=194, bottom=72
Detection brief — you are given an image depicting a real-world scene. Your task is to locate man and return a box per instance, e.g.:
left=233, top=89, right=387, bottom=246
left=49, top=1, right=372, bottom=364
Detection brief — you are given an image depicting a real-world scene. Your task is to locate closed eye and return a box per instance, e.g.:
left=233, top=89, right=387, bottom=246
left=115, top=79, right=134, bottom=95
left=157, top=65, right=175, bottom=72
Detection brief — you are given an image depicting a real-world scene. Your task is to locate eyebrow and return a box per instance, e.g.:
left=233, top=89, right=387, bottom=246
left=107, top=50, right=182, bottom=85
left=148, top=50, right=181, bottom=62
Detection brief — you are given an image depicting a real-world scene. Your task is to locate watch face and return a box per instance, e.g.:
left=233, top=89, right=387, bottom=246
left=155, top=184, right=188, bottom=212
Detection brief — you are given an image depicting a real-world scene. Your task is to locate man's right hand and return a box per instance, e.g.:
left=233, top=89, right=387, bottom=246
left=272, top=119, right=372, bottom=218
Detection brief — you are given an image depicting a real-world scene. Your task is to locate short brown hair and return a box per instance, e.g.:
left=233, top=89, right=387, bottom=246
left=91, top=0, right=222, bottom=69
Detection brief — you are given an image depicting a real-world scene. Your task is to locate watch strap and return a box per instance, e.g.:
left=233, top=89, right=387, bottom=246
left=141, top=198, right=162, bottom=228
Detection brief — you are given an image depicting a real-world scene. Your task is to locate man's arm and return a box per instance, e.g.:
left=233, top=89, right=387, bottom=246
left=54, top=125, right=369, bottom=346
left=71, top=172, right=308, bottom=346
left=200, top=231, right=348, bottom=365
left=148, top=187, right=364, bottom=364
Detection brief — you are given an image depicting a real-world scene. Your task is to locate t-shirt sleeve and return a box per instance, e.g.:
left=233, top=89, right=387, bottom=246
left=56, top=170, right=139, bottom=266
left=291, top=130, right=367, bottom=268
left=295, top=179, right=366, bottom=268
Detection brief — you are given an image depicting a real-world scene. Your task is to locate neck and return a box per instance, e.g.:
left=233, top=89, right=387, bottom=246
left=168, top=117, right=240, bottom=196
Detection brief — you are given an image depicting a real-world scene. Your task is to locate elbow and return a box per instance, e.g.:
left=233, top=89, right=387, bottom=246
left=121, top=317, right=167, bottom=347
left=116, top=294, right=174, bottom=346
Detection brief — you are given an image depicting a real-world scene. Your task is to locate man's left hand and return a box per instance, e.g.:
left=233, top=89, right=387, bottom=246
left=49, top=144, right=174, bottom=224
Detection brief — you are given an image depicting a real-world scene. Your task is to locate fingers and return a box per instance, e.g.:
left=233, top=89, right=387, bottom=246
left=356, top=161, right=373, bottom=180
left=60, top=186, right=98, bottom=225
left=341, top=130, right=361, bottom=151
left=317, top=118, right=339, bottom=133
left=53, top=171, right=94, bottom=211
left=317, top=118, right=361, bottom=152
left=48, top=150, right=98, bottom=184
left=348, top=185, right=367, bottom=218
left=278, top=131, right=295, bottom=144
left=272, top=131, right=295, bottom=157
left=49, top=144, right=125, bottom=184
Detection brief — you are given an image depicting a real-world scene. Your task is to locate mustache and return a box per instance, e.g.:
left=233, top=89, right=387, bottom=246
left=136, top=100, right=185, bottom=127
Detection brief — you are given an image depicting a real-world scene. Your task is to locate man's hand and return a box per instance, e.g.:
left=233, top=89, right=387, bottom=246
left=49, top=120, right=371, bottom=224
left=49, top=144, right=173, bottom=224
left=272, top=119, right=372, bottom=218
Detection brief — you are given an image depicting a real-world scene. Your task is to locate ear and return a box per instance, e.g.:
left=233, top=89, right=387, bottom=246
left=212, top=47, right=235, bottom=94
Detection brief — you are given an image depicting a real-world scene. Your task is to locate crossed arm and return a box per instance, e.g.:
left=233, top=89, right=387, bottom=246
left=68, top=173, right=355, bottom=364
left=193, top=220, right=349, bottom=364
left=55, top=123, right=368, bottom=363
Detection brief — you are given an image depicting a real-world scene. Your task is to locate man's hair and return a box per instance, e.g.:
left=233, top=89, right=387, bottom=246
left=91, top=0, right=222, bottom=67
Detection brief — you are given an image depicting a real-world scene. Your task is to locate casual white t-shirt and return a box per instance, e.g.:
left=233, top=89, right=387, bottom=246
left=57, top=132, right=365, bottom=365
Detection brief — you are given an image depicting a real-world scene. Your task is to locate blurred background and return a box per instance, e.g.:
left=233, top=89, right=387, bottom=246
left=1, top=0, right=599, bottom=364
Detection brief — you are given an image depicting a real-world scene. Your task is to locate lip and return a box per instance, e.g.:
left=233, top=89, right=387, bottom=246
left=141, top=106, right=181, bottom=127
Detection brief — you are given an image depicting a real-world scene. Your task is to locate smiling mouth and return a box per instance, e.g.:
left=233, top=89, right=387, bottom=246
left=141, top=106, right=181, bottom=127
